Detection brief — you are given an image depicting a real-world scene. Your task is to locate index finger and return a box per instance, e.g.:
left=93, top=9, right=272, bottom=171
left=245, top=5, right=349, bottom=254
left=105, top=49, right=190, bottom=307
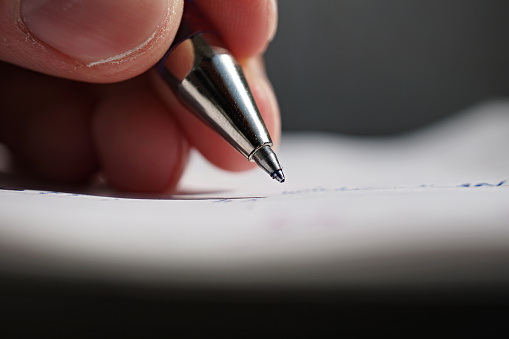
left=194, top=0, right=278, bottom=58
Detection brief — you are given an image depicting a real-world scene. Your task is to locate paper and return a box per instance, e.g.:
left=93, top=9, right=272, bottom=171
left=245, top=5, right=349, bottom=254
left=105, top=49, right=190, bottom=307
left=0, top=100, right=508, bottom=288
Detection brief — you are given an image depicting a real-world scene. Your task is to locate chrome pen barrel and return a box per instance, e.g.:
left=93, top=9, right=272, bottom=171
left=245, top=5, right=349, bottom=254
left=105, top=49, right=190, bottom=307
left=160, top=33, right=273, bottom=160
left=156, top=1, right=284, bottom=182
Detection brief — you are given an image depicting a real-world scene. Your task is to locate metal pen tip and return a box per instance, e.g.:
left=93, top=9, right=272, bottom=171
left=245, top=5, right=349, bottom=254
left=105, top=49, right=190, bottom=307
left=252, top=145, right=285, bottom=184
left=271, top=169, right=285, bottom=183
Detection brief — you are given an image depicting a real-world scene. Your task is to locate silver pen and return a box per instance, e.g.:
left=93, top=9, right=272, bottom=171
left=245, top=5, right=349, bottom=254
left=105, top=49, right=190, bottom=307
left=155, top=1, right=285, bottom=183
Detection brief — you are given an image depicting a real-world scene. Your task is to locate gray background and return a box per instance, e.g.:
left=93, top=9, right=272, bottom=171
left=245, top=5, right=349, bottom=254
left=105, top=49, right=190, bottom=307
left=265, top=0, right=509, bottom=135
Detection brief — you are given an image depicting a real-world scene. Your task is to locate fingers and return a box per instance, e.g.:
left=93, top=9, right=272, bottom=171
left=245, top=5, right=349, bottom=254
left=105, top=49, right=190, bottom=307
left=0, top=0, right=277, bottom=82
left=93, top=77, right=189, bottom=192
left=152, top=56, right=280, bottom=172
left=0, top=0, right=280, bottom=191
left=195, top=0, right=278, bottom=58
left=0, top=0, right=183, bottom=82
left=0, top=66, right=189, bottom=192
left=0, top=65, right=99, bottom=183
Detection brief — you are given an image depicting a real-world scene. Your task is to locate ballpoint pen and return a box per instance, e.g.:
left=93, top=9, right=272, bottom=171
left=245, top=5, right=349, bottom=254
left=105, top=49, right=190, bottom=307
left=155, top=0, right=285, bottom=183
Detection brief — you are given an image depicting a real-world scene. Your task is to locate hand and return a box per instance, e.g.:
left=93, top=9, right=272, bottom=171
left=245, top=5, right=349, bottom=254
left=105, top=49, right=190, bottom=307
left=0, top=0, right=280, bottom=192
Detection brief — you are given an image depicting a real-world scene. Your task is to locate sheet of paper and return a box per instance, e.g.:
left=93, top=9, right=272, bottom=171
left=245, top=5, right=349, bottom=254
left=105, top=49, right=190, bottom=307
left=0, top=100, right=508, bottom=288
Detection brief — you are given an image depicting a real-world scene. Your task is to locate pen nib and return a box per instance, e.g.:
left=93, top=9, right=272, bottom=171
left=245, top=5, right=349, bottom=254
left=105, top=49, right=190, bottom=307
left=252, top=145, right=285, bottom=183
left=271, top=169, right=285, bottom=183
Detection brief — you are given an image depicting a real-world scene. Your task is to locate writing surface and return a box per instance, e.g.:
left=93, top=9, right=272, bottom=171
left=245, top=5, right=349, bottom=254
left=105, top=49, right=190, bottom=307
left=0, top=100, right=508, bottom=287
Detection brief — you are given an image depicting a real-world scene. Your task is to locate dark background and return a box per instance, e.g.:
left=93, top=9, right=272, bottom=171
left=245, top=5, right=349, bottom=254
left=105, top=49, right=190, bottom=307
left=1, top=275, right=508, bottom=337
left=266, top=0, right=509, bottom=135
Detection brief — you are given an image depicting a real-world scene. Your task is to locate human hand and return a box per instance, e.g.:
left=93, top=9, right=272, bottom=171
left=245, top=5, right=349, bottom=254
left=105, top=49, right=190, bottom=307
left=0, top=0, right=280, bottom=192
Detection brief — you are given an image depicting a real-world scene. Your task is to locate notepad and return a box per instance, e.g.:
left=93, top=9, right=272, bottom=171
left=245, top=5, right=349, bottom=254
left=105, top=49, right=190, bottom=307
left=0, top=100, right=508, bottom=288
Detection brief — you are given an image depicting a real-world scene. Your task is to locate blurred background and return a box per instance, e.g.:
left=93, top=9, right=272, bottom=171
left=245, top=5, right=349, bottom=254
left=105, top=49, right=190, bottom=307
left=265, top=0, right=509, bottom=135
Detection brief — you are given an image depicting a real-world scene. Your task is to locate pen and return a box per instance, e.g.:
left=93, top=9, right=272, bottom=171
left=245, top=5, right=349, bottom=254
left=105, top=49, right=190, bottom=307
left=155, top=0, right=285, bottom=183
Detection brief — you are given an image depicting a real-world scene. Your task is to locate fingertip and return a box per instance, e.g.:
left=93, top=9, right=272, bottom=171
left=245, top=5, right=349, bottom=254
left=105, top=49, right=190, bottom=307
left=195, top=0, right=278, bottom=58
left=0, top=71, right=99, bottom=183
left=93, top=78, right=189, bottom=192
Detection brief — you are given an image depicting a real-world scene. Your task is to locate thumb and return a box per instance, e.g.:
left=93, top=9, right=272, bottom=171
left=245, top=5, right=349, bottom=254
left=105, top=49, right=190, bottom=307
left=1, top=0, right=183, bottom=83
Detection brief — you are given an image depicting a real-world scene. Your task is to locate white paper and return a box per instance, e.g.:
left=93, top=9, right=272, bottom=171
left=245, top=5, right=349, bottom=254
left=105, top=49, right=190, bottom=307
left=0, top=100, right=508, bottom=288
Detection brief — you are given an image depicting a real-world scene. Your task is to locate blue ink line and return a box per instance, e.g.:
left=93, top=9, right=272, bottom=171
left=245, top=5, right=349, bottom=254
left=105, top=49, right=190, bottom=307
left=459, top=180, right=506, bottom=188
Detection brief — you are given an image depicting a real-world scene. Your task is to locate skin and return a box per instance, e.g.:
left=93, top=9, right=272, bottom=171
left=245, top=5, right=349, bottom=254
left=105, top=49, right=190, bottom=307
left=0, top=0, right=280, bottom=192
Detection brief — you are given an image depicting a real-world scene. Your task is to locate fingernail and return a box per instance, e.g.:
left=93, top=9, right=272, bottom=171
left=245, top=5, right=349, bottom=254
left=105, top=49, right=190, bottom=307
left=21, top=0, right=170, bottom=64
left=267, top=0, right=278, bottom=42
